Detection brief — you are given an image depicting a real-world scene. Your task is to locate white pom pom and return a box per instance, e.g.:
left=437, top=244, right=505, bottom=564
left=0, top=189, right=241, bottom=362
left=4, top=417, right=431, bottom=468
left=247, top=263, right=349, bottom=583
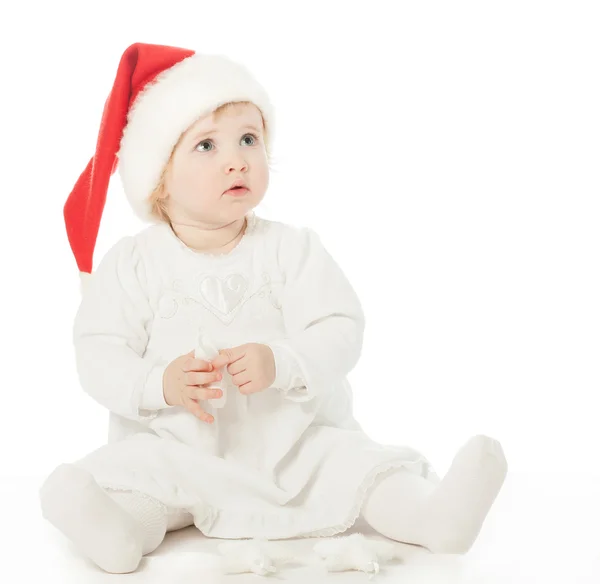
left=217, top=539, right=298, bottom=576
left=313, top=534, right=403, bottom=579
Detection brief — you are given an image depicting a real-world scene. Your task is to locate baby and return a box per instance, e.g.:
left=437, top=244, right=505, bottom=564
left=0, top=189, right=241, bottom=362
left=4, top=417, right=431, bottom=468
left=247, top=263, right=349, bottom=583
left=40, top=42, right=508, bottom=574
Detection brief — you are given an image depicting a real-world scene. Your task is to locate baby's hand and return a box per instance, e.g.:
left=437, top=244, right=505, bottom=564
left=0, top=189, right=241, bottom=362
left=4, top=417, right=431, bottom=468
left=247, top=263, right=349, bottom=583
left=210, top=343, right=276, bottom=395
left=162, top=350, right=224, bottom=423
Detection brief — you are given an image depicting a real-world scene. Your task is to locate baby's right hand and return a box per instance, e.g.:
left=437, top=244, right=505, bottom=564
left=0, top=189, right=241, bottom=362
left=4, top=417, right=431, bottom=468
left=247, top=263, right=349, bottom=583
left=162, top=350, right=223, bottom=423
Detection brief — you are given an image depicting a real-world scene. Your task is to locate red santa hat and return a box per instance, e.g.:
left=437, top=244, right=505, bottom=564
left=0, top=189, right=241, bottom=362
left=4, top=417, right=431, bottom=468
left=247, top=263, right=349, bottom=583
left=63, top=42, right=274, bottom=285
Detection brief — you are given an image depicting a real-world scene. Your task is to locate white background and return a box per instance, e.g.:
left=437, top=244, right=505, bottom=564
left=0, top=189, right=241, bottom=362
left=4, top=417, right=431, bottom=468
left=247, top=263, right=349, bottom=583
left=1, top=0, right=598, bottom=488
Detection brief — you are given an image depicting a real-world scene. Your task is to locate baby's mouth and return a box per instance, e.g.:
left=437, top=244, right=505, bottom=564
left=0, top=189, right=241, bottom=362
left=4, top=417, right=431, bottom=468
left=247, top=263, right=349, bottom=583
left=224, top=186, right=250, bottom=196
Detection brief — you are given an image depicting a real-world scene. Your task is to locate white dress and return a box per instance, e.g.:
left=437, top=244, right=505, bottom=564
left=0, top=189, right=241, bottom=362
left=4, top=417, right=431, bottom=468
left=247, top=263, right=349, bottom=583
left=71, top=212, right=440, bottom=539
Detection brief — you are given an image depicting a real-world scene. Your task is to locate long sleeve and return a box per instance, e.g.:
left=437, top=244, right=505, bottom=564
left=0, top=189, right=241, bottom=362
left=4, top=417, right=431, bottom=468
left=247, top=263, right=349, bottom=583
left=266, top=227, right=365, bottom=403
left=72, top=236, right=170, bottom=421
left=269, top=343, right=308, bottom=400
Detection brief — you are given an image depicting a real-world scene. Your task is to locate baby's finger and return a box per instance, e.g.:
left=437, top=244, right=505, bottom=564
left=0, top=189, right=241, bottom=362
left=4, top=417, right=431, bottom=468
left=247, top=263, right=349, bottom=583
left=186, top=370, right=221, bottom=386
left=232, top=371, right=251, bottom=387
left=183, top=358, right=213, bottom=373
left=183, top=397, right=214, bottom=423
left=192, top=386, right=223, bottom=402
left=211, top=347, right=246, bottom=370
left=239, top=381, right=259, bottom=395
left=227, top=361, right=246, bottom=376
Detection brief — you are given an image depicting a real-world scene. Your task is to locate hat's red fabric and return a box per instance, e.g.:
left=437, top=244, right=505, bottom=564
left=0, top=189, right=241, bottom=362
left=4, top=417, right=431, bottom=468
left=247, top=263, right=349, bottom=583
left=63, top=43, right=194, bottom=275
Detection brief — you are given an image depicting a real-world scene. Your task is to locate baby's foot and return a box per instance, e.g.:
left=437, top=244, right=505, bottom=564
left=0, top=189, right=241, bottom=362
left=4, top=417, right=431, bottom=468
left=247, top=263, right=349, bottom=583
left=421, top=434, right=508, bottom=553
left=39, top=464, right=144, bottom=573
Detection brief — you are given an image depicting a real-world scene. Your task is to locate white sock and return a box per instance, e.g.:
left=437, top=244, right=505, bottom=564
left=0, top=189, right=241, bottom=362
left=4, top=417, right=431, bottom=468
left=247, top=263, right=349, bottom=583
left=362, top=435, right=508, bottom=554
left=40, top=464, right=167, bottom=573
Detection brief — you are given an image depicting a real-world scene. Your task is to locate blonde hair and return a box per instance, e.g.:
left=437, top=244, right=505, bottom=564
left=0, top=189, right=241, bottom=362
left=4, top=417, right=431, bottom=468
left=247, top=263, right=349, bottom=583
left=148, top=101, right=270, bottom=224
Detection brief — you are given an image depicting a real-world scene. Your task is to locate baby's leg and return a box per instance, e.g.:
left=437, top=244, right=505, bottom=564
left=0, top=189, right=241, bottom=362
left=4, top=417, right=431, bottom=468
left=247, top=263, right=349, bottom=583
left=361, top=435, right=507, bottom=554
left=165, top=507, right=195, bottom=531
left=39, top=463, right=169, bottom=573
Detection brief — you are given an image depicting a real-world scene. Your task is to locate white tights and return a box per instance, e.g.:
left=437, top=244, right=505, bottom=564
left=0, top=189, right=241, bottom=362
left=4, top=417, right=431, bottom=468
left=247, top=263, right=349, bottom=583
left=39, top=435, right=506, bottom=573
left=39, top=464, right=192, bottom=574
left=361, top=435, right=508, bottom=553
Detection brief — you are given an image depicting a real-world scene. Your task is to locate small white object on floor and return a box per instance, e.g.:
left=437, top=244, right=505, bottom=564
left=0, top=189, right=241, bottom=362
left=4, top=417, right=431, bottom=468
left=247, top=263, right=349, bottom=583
left=313, top=533, right=404, bottom=579
left=217, top=538, right=296, bottom=576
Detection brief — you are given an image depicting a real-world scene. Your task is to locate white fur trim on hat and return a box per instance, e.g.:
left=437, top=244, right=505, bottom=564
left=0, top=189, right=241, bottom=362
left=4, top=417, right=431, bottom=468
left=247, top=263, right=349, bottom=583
left=79, top=271, right=92, bottom=294
left=117, top=54, right=274, bottom=223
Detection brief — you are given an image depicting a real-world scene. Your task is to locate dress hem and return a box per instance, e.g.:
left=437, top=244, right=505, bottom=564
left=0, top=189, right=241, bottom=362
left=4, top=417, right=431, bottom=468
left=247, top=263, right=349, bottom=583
left=90, top=455, right=438, bottom=540
left=287, top=456, right=435, bottom=539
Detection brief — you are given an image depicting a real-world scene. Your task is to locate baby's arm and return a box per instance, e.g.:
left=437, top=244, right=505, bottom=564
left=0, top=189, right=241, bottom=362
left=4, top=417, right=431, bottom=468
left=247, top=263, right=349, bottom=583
left=72, top=236, right=169, bottom=421
left=266, top=227, right=365, bottom=403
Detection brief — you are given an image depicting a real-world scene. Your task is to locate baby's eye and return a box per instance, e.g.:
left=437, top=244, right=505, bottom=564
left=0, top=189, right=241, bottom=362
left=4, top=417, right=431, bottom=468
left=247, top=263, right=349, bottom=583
left=195, top=140, right=214, bottom=152
left=241, top=133, right=257, bottom=146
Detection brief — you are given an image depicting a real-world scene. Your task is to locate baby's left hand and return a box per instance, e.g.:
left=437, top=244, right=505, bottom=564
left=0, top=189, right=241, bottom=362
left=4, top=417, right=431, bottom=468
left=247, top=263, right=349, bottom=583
left=210, top=343, right=276, bottom=395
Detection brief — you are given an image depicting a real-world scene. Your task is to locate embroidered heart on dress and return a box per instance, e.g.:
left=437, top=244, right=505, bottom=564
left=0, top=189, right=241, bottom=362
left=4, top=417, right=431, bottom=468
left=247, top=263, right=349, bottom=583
left=199, top=274, right=249, bottom=315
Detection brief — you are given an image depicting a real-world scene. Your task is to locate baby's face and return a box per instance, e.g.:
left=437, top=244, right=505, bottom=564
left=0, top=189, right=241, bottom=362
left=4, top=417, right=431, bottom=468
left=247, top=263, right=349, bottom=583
left=163, top=102, right=269, bottom=225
